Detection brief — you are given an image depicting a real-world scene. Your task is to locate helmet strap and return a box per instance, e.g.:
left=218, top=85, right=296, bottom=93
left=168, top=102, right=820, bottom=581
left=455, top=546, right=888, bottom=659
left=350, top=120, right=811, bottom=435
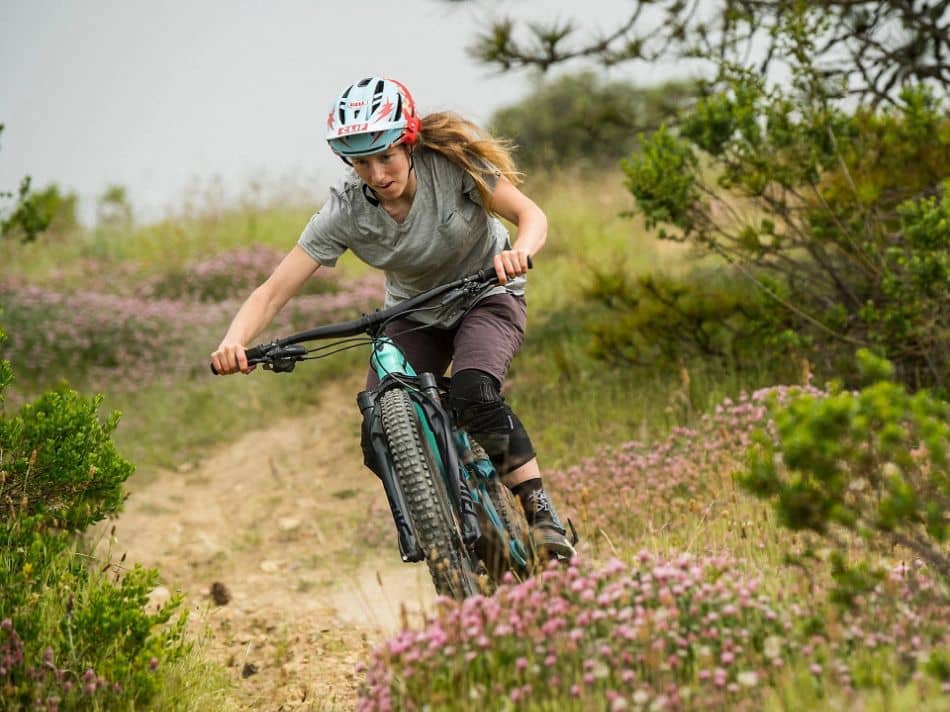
left=361, top=182, right=380, bottom=206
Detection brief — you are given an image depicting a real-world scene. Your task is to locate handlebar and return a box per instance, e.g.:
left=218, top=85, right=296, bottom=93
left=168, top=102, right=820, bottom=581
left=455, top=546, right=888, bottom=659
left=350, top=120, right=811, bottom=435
left=211, top=261, right=529, bottom=375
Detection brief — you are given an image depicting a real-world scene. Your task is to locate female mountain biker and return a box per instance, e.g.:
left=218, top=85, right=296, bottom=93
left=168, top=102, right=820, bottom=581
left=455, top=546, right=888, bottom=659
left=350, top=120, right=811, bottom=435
left=210, top=76, right=575, bottom=559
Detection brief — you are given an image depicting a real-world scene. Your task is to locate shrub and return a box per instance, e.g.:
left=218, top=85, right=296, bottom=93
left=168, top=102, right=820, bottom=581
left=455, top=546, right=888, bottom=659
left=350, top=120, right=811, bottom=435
left=738, top=350, right=950, bottom=599
left=490, top=72, right=693, bottom=171
left=0, top=385, right=134, bottom=530
left=0, top=259, right=384, bottom=393
left=544, top=385, right=818, bottom=545
left=582, top=267, right=801, bottom=375
left=0, top=327, right=199, bottom=710
left=0, top=519, right=190, bottom=710
left=623, top=81, right=950, bottom=393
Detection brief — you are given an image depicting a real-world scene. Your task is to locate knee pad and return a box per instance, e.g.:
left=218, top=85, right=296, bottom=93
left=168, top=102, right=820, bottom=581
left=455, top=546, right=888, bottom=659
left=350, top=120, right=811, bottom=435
left=448, top=369, right=536, bottom=475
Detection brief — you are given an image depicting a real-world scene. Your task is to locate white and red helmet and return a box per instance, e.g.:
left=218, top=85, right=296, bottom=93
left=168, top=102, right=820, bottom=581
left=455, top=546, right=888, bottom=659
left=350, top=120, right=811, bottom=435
left=325, top=77, right=421, bottom=158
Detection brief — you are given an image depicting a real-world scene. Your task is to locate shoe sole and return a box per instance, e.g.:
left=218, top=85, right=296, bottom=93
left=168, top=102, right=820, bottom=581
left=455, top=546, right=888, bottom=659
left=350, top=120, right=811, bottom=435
left=534, top=538, right=576, bottom=560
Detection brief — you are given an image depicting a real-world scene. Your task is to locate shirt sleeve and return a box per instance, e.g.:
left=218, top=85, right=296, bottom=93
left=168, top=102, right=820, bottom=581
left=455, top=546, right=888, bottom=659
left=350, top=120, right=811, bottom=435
left=297, top=188, right=350, bottom=267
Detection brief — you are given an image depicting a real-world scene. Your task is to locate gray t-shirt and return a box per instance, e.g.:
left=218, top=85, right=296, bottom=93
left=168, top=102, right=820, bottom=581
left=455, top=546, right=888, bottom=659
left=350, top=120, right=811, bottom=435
left=298, top=148, right=526, bottom=326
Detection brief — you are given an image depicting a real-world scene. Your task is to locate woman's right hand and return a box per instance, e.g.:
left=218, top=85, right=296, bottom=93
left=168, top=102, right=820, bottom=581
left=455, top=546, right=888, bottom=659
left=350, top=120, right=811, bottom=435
left=210, top=341, right=255, bottom=375
left=209, top=247, right=322, bottom=376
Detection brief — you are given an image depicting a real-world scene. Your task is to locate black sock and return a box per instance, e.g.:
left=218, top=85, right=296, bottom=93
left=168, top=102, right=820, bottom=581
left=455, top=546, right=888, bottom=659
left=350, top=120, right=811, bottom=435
left=511, top=478, right=550, bottom=526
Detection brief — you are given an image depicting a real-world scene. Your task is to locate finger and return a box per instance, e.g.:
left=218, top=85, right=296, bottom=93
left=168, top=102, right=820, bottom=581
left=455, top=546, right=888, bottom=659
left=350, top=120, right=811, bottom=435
left=519, top=251, right=531, bottom=273
left=509, top=251, right=527, bottom=276
left=236, top=347, right=249, bottom=374
left=493, top=254, right=508, bottom=285
left=219, top=349, right=239, bottom=375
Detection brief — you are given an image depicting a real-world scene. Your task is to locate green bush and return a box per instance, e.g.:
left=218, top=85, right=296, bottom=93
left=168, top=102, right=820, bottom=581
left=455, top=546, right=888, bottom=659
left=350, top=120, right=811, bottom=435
left=1, top=517, right=190, bottom=710
left=582, top=266, right=802, bottom=376
left=0, top=327, right=201, bottom=710
left=0, top=385, right=134, bottom=531
left=490, top=71, right=694, bottom=171
left=623, top=80, right=950, bottom=394
left=738, top=350, right=950, bottom=601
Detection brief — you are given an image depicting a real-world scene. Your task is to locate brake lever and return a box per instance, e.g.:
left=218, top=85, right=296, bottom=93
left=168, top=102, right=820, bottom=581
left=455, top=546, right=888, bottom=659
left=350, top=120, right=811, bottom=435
left=264, top=344, right=307, bottom=373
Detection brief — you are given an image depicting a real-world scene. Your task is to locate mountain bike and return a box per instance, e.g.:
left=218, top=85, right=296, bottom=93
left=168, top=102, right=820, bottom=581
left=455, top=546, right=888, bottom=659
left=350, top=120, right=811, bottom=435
left=212, top=268, right=575, bottom=599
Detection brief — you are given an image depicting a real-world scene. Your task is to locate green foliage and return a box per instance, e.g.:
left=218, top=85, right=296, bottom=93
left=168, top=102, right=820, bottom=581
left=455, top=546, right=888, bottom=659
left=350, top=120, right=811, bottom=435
left=0, top=326, right=205, bottom=709
left=0, top=124, right=69, bottom=243
left=0, top=349, right=10, bottom=405
left=582, top=266, right=802, bottom=376
left=1, top=515, right=191, bottom=710
left=620, top=125, right=700, bottom=237
left=738, top=350, right=950, bottom=598
left=472, top=2, right=949, bottom=394
left=1, top=175, right=55, bottom=243
left=490, top=71, right=693, bottom=171
left=623, top=77, right=950, bottom=393
left=0, top=384, right=135, bottom=531
left=28, top=183, right=79, bottom=238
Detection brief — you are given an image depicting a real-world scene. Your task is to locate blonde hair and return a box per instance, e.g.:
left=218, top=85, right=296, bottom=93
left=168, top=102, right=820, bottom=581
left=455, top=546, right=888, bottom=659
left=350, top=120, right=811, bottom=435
left=416, top=112, right=522, bottom=211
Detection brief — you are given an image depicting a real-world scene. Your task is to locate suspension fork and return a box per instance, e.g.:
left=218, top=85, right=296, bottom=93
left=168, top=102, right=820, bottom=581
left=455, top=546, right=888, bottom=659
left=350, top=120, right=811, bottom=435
left=363, top=338, right=480, bottom=551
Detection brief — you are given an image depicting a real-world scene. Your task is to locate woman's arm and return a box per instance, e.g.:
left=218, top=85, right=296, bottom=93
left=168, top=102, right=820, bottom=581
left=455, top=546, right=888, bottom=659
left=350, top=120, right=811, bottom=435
left=211, top=245, right=321, bottom=374
left=487, top=175, right=548, bottom=284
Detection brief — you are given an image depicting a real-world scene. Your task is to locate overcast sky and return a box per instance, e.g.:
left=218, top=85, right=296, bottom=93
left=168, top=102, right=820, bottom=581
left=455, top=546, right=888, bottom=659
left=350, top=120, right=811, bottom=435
left=0, top=0, right=693, bottom=224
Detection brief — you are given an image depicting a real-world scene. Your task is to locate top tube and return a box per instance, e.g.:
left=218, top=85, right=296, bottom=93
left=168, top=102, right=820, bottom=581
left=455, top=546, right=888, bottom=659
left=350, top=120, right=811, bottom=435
left=274, top=266, right=501, bottom=347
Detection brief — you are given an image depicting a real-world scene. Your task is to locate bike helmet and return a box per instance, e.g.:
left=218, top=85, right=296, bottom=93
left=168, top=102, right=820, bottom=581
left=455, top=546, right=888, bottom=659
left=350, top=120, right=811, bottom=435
left=325, top=77, right=421, bottom=159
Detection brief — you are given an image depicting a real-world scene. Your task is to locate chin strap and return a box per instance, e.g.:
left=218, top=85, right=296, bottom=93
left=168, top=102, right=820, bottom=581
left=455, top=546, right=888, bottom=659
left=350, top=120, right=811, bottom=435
left=362, top=183, right=380, bottom=206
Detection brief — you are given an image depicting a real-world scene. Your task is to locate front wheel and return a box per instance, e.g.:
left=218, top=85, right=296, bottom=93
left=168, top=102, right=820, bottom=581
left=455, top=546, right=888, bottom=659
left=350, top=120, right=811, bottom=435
left=379, top=388, right=481, bottom=599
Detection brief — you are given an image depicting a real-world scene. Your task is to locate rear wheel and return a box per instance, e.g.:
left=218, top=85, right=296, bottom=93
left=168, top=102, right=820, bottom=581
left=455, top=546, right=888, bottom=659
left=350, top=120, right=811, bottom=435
left=379, top=388, right=481, bottom=599
left=471, top=440, right=539, bottom=580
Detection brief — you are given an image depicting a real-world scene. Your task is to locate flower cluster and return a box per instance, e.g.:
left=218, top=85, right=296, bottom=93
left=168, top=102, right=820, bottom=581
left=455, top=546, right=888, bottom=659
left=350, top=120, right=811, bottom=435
left=0, top=619, right=122, bottom=712
left=357, top=553, right=948, bottom=711
left=545, top=386, right=824, bottom=544
left=139, top=244, right=340, bottom=302
left=0, top=249, right=385, bottom=392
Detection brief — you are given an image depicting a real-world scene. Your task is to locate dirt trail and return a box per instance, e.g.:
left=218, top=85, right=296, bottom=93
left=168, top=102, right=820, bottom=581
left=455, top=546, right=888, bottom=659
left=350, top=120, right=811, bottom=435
left=104, top=374, right=436, bottom=710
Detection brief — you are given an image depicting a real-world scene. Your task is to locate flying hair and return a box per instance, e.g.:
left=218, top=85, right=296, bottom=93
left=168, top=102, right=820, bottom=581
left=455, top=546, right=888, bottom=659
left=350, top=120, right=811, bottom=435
left=415, top=112, right=523, bottom=212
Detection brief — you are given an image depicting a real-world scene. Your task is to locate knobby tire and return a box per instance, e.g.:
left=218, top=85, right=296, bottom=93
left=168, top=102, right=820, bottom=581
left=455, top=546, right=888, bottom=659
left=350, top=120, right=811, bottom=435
left=379, top=388, right=481, bottom=599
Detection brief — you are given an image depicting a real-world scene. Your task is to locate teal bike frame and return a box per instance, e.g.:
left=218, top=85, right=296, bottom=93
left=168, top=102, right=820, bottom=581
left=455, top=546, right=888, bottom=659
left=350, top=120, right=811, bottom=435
left=370, top=337, right=531, bottom=569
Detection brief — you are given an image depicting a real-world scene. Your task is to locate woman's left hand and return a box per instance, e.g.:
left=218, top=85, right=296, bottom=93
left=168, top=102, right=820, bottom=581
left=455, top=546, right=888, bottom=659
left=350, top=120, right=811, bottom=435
left=493, top=249, right=531, bottom=284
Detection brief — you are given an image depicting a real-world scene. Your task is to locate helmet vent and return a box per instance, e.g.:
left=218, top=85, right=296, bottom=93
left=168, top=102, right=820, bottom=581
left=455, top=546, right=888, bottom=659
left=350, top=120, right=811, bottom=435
left=371, top=79, right=385, bottom=114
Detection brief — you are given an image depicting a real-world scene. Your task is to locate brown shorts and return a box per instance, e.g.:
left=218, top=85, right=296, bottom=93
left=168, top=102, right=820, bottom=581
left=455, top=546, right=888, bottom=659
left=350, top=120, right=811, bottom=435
left=365, top=293, right=527, bottom=389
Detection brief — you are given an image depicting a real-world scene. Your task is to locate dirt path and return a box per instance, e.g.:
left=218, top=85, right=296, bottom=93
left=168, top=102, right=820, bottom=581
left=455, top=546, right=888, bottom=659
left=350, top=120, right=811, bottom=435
left=104, top=374, right=436, bottom=710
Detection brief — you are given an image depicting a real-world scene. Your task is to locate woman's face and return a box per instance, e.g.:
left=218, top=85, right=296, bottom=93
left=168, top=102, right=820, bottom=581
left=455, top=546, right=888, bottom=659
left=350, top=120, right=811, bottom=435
left=351, top=146, right=412, bottom=200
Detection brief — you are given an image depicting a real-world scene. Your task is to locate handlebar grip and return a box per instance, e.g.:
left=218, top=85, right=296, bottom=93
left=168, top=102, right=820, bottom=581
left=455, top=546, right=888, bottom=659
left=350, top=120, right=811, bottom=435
left=210, top=343, right=270, bottom=375
left=244, top=344, right=267, bottom=362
